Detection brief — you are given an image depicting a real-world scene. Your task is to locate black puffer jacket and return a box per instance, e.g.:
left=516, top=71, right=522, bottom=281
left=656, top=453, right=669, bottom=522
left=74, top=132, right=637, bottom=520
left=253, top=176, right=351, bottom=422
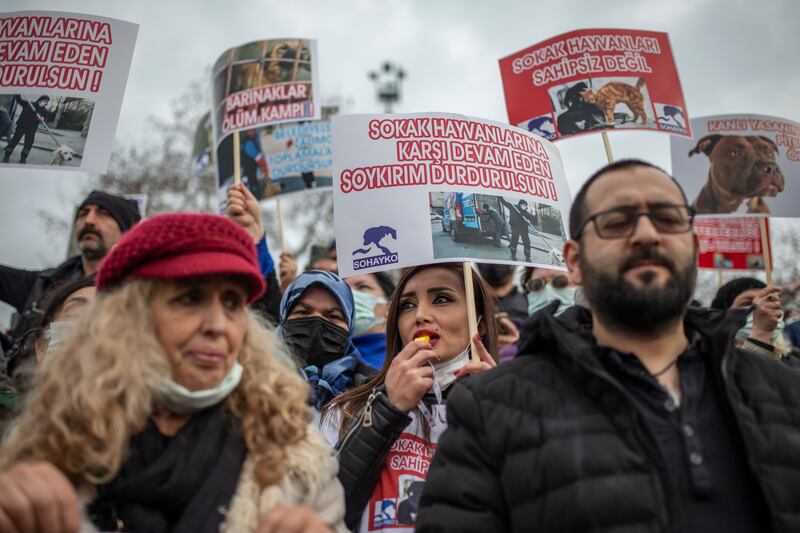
left=332, top=387, right=412, bottom=529
left=417, top=304, right=800, bottom=532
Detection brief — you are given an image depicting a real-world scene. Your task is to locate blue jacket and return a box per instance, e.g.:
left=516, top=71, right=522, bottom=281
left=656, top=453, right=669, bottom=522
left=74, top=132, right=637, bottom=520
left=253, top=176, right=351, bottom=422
left=352, top=332, right=387, bottom=370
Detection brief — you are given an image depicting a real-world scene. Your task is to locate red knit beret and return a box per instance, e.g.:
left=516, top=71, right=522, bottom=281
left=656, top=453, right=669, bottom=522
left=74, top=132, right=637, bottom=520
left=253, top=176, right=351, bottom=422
left=96, top=213, right=265, bottom=302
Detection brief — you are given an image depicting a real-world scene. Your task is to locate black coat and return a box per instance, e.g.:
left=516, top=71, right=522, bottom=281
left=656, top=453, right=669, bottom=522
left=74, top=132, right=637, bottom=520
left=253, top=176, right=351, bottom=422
left=249, top=269, right=281, bottom=326
left=498, top=197, right=536, bottom=232
left=333, top=388, right=412, bottom=529
left=0, top=255, right=84, bottom=344
left=14, top=95, right=49, bottom=133
left=417, top=304, right=800, bottom=533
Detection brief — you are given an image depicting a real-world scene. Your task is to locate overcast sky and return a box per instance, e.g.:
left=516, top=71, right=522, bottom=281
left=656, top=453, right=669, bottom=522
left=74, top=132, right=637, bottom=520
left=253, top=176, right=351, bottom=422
left=1, top=0, right=798, bottom=323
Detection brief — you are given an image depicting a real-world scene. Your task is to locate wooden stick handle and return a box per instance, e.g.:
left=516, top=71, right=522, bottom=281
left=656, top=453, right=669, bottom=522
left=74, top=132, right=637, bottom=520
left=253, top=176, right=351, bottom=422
left=759, top=217, right=772, bottom=285
left=602, top=131, right=614, bottom=164
left=276, top=198, right=286, bottom=250
left=463, top=261, right=479, bottom=363
left=233, top=130, right=241, bottom=185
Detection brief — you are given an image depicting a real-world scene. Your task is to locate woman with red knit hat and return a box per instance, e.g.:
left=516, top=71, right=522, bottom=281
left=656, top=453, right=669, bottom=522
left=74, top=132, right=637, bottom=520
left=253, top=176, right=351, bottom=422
left=0, top=213, right=345, bottom=533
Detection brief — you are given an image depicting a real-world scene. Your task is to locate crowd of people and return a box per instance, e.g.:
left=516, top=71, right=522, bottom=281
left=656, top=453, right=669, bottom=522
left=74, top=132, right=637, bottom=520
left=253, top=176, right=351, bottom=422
left=0, top=160, right=798, bottom=532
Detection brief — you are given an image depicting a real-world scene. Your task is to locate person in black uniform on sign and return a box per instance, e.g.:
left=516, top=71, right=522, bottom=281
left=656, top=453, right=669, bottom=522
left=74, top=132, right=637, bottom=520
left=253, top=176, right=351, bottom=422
left=3, top=95, right=50, bottom=164
left=498, top=197, right=537, bottom=262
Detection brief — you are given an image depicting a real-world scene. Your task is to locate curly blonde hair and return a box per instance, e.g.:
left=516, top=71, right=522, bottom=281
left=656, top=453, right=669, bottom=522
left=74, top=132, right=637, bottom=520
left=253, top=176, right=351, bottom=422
left=0, top=279, right=311, bottom=489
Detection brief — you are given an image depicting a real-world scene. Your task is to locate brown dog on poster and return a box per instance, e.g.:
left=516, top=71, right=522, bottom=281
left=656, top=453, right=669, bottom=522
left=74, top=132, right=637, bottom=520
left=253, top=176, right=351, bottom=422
left=689, top=134, right=784, bottom=214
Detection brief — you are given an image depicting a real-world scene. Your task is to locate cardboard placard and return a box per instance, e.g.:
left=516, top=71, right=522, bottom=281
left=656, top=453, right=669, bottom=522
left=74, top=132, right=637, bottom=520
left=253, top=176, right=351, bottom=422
left=333, top=113, right=572, bottom=277
left=210, top=38, right=319, bottom=138
left=694, top=216, right=770, bottom=270
left=671, top=113, right=800, bottom=216
left=210, top=38, right=322, bottom=201
left=215, top=111, right=333, bottom=205
left=499, top=28, right=690, bottom=141
left=0, top=11, right=138, bottom=172
left=190, top=111, right=213, bottom=178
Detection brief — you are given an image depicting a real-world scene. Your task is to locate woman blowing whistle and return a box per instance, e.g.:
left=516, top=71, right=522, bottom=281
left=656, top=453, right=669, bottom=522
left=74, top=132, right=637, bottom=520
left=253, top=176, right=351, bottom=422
left=321, top=263, right=498, bottom=532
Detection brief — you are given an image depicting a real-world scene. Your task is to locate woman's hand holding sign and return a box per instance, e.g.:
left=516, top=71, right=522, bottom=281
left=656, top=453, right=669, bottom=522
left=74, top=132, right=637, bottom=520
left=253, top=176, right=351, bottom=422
left=227, top=183, right=264, bottom=244
left=750, top=286, right=784, bottom=345
left=455, top=334, right=497, bottom=379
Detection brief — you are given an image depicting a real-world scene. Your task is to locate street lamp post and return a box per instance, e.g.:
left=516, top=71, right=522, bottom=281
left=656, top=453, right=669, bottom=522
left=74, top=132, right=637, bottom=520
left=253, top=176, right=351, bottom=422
left=368, top=61, right=406, bottom=114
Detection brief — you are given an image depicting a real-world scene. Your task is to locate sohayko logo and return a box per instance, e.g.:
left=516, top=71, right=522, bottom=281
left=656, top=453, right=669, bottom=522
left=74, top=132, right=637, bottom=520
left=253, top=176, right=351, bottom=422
left=655, top=103, right=687, bottom=134
left=352, top=225, right=399, bottom=271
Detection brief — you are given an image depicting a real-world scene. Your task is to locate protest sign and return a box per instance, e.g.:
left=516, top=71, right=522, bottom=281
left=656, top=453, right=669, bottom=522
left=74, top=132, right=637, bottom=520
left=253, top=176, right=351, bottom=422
left=499, top=28, right=690, bottom=141
left=671, top=113, right=800, bottom=217
left=191, top=111, right=213, bottom=178
left=333, top=113, right=572, bottom=278
left=0, top=11, right=138, bottom=172
left=361, top=423, right=445, bottom=531
left=694, top=216, right=770, bottom=271
left=215, top=109, right=334, bottom=207
left=210, top=38, right=321, bottom=201
left=125, top=193, right=148, bottom=219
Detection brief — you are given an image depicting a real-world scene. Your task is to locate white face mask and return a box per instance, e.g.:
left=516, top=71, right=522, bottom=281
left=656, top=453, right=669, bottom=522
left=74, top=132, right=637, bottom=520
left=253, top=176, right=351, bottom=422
left=432, top=344, right=471, bottom=391
left=736, top=312, right=785, bottom=346
left=158, top=362, right=243, bottom=415
left=352, top=290, right=387, bottom=336
left=527, top=285, right=576, bottom=316
left=43, top=319, right=78, bottom=358
left=418, top=317, right=484, bottom=425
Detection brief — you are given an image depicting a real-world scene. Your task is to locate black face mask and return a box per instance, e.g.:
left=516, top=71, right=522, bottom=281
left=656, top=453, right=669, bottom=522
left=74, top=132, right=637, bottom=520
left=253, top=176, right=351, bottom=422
left=282, top=316, right=350, bottom=369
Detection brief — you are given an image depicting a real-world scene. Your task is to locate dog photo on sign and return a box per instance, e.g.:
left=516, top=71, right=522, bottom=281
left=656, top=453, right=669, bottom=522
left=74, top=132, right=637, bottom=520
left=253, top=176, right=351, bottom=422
left=688, top=134, right=785, bottom=214
left=0, top=94, right=91, bottom=169
left=670, top=114, right=800, bottom=217
left=431, top=191, right=566, bottom=268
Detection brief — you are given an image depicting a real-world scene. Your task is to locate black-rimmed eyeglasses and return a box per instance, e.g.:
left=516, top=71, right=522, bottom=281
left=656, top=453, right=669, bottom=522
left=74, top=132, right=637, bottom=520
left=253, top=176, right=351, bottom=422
left=575, top=205, right=695, bottom=240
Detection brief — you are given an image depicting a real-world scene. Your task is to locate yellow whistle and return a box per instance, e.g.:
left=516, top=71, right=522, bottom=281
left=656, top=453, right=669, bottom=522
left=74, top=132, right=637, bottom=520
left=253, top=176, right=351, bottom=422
left=415, top=336, right=430, bottom=343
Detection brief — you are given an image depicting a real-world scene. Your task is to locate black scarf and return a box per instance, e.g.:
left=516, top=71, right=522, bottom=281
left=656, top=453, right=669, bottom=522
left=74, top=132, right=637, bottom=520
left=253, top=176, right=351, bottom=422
left=89, top=407, right=247, bottom=533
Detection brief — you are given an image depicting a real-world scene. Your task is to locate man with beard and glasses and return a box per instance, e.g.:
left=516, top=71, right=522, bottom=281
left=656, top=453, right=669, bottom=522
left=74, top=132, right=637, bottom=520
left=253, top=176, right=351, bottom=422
left=417, top=159, right=800, bottom=533
left=0, top=190, right=140, bottom=351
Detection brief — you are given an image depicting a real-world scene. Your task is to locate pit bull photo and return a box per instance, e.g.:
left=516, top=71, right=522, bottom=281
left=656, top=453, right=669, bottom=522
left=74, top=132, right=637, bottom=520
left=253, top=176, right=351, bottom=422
left=689, top=134, right=784, bottom=214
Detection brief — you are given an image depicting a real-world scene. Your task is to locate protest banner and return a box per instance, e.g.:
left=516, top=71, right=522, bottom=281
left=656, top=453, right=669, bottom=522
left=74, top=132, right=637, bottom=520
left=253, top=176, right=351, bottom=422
left=671, top=113, right=800, bottom=217
left=190, top=111, right=213, bottom=178
left=332, top=112, right=573, bottom=280
left=499, top=28, right=691, bottom=143
left=0, top=11, right=138, bottom=172
left=210, top=38, right=322, bottom=202
left=694, top=216, right=770, bottom=271
left=215, top=108, right=334, bottom=205
left=125, top=192, right=148, bottom=219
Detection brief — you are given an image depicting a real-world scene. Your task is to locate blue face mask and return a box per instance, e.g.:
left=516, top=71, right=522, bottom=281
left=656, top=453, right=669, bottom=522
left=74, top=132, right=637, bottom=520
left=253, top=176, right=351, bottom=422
left=352, top=290, right=386, bottom=336
left=527, top=285, right=576, bottom=316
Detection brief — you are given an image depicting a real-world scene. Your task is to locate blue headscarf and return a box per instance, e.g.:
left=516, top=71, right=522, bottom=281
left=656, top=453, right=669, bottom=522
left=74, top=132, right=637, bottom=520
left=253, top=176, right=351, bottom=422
left=278, top=270, right=361, bottom=409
